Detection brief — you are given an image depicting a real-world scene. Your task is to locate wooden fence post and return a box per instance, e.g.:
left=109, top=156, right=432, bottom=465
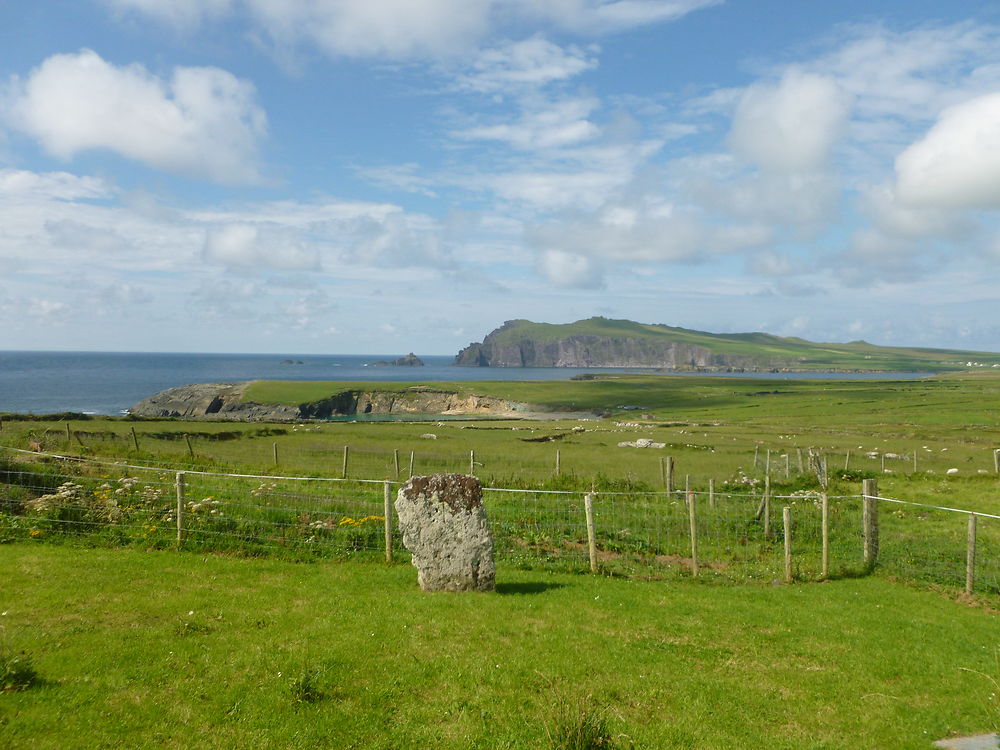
left=65, top=422, right=71, bottom=444
left=783, top=506, right=793, bottom=584
left=384, top=481, right=394, bottom=564
left=844, top=450, right=851, bottom=471
left=666, top=456, right=675, bottom=494
left=763, top=475, right=771, bottom=539
left=708, top=478, right=715, bottom=510
left=393, top=449, right=400, bottom=477
left=184, top=434, right=194, bottom=458
left=784, top=453, right=790, bottom=479
left=797, top=448, right=804, bottom=474
left=272, top=442, right=279, bottom=466
left=555, top=449, right=561, bottom=475
left=688, top=489, right=699, bottom=578
left=175, top=472, right=185, bottom=545
left=862, top=478, right=879, bottom=569
left=584, top=493, right=598, bottom=574
left=130, top=426, right=140, bottom=452
left=754, top=444, right=760, bottom=469
left=966, top=513, right=977, bottom=595
left=821, top=492, right=830, bottom=580
left=765, top=449, right=771, bottom=477
left=409, top=450, right=414, bottom=477
left=994, top=449, right=1000, bottom=475
left=342, top=445, right=350, bottom=478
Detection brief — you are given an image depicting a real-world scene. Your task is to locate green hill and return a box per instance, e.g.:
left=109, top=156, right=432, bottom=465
left=454, top=317, right=1000, bottom=371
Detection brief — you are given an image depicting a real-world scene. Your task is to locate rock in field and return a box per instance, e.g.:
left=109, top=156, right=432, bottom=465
left=394, top=474, right=495, bottom=593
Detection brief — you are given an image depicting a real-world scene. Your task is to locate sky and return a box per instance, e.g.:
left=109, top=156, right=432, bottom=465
left=3, top=1, right=1000, bottom=355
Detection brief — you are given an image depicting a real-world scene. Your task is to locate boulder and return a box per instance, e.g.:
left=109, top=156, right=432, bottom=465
left=394, top=474, right=495, bottom=592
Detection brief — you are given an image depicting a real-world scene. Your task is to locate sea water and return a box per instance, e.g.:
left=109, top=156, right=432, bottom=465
left=0, top=350, right=931, bottom=416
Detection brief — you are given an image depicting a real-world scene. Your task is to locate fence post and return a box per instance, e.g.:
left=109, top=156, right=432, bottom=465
left=469, top=450, right=475, bottom=476
left=272, top=442, right=279, bottom=466
left=708, top=478, right=715, bottom=510
left=384, top=481, right=394, bottom=564
left=821, top=492, right=830, bottom=580
left=684, top=474, right=690, bottom=506
left=584, top=493, right=598, bottom=574
left=966, top=513, right=977, bottom=595
left=688, top=489, right=699, bottom=578
left=342, top=445, right=349, bottom=478
left=844, top=450, right=851, bottom=471
left=783, top=506, right=793, bottom=584
left=65, top=422, right=71, bottom=445
left=393, top=449, right=399, bottom=477
left=130, top=426, right=140, bottom=452
left=797, top=448, right=804, bottom=473
left=753, top=444, right=760, bottom=469
left=409, top=450, right=415, bottom=477
left=784, top=453, right=790, bottom=479
left=555, top=449, right=561, bottom=475
left=765, top=449, right=771, bottom=477
left=666, top=456, right=675, bottom=494
left=994, top=449, right=1000, bottom=475
left=175, top=472, right=185, bottom=545
left=184, top=434, right=194, bottom=458
left=862, top=478, right=879, bottom=570
left=763, top=475, right=771, bottom=539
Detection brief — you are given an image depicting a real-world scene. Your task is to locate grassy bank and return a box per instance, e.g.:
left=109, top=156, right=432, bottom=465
left=2, top=544, right=998, bottom=749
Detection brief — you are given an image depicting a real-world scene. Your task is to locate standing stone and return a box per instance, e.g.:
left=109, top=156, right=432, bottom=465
left=394, top=474, right=495, bottom=592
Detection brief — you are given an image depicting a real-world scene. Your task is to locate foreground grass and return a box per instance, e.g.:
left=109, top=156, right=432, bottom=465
left=1, top=544, right=998, bottom=748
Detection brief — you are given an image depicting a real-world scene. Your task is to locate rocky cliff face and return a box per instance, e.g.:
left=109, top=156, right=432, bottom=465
left=456, top=332, right=766, bottom=369
left=130, top=383, right=524, bottom=420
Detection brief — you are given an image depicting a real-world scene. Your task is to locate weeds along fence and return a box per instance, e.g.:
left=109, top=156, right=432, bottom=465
left=1, top=447, right=997, bottom=598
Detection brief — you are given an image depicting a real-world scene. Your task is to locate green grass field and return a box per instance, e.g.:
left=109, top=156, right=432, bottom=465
left=2, top=544, right=999, bottom=749
left=3, top=373, right=1000, bottom=746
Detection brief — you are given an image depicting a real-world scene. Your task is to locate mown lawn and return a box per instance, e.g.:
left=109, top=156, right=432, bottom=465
left=1, top=543, right=998, bottom=749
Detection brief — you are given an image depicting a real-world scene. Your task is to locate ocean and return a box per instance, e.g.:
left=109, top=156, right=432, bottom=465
left=0, top=351, right=931, bottom=416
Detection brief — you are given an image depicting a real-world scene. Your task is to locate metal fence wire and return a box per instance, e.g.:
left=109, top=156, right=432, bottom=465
left=0, top=447, right=997, bottom=599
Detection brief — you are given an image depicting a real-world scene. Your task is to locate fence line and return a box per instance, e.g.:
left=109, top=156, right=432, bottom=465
left=1, top=445, right=998, bottom=598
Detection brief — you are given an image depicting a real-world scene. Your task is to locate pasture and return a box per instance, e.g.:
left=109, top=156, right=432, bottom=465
left=2, top=372, right=1000, bottom=747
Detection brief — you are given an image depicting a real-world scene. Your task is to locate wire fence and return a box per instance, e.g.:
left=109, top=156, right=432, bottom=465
left=0, top=446, right=996, bottom=599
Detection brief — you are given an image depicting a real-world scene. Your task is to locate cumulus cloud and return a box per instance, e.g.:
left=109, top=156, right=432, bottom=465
left=5, top=49, right=267, bottom=184
left=528, top=202, right=773, bottom=275
left=895, top=92, right=1000, bottom=210
left=203, top=224, right=321, bottom=270
left=536, top=248, right=603, bottom=288
left=728, top=69, right=851, bottom=174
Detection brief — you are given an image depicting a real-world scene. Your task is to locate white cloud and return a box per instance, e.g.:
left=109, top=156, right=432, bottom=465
left=203, top=224, right=321, bottom=270
left=536, top=249, right=603, bottom=288
left=0, top=169, right=111, bottom=201
left=103, top=0, right=717, bottom=61
left=895, top=92, right=1000, bottom=210
left=6, top=49, right=267, bottom=184
left=728, top=69, right=851, bottom=174
left=457, top=36, right=597, bottom=92
left=520, top=0, right=723, bottom=35
left=245, top=0, right=494, bottom=60
left=455, top=96, right=601, bottom=150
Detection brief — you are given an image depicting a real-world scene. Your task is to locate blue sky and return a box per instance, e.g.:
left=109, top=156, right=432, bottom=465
left=3, top=0, right=1000, bottom=355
